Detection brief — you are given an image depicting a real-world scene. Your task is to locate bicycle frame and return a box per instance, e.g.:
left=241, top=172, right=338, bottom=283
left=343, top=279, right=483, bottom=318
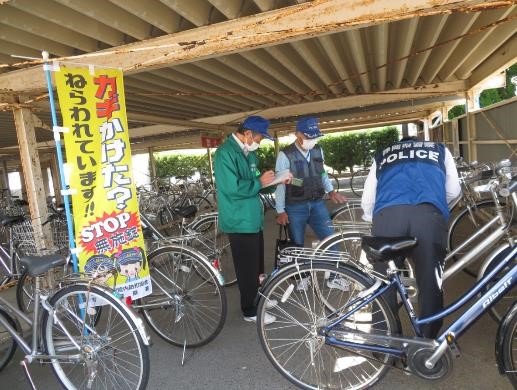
left=324, top=244, right=516, bottom=359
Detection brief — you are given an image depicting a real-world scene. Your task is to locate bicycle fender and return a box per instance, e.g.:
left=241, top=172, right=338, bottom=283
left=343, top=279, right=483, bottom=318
left=495, top=301, right=517, bottom=375
left=478, top=241, right=514, bottom=281
left=148, top=244, right=225, bottom=287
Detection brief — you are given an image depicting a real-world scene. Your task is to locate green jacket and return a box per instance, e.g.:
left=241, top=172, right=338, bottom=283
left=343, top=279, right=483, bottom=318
left=214, top=135, right=263, bottom=233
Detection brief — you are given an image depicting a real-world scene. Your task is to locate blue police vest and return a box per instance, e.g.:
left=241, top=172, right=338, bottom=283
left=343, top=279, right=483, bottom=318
left=373, top=141, right=449, bottom=219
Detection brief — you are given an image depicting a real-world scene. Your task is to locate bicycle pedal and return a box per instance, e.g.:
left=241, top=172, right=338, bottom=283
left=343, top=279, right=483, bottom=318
left=450, top=342, right=461, bottom=358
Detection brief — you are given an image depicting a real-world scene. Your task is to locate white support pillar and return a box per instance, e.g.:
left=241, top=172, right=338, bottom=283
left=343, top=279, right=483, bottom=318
left=465, top=91, right=477, bottom=162
left=13, top=107, right=51, bottom=250
left=41, top=164, right=51, bottom=202
left=422, top=118, right=430, bottom=141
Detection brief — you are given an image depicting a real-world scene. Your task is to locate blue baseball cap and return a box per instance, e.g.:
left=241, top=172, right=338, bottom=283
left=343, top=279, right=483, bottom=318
left=241, top=116, right=274, bottom=140
left=296, top=116, right=323, bottom=139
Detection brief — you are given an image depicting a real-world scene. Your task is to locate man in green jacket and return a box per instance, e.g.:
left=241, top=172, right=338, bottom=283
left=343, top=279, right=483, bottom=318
left=214, top=115, right=277, bottom=324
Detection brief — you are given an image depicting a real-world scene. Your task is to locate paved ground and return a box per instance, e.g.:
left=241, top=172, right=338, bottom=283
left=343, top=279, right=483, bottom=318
left=0, top=196, right=514, bottom=389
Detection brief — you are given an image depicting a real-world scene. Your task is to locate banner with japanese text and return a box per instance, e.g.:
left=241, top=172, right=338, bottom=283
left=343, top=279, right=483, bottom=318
left=55, top=65, right=151, bottom=300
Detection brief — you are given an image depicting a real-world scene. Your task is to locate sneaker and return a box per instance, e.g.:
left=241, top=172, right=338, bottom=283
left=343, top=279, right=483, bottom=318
left=243, top=312, right=277, bottom=325
left=327, top=275, right=350, bottom=291
left=265, top=299, right=278, bottom=309
left=296, top=276, right=311, bottom=291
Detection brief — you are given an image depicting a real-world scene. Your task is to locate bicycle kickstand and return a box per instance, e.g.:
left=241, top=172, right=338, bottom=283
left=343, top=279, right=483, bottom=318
left=20, top=358, right=38, bottom=390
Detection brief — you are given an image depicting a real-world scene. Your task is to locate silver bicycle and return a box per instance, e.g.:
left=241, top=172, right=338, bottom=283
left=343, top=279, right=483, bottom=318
left=0, top=253, right=151, bottom=389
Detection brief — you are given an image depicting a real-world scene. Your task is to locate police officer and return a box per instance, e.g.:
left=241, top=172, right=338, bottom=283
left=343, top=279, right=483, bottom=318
left=361, top=136, right=461, bottom=338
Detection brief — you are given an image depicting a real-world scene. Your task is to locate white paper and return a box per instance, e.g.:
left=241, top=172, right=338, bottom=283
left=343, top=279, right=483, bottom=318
left=269, top=169, right=291, bottom=186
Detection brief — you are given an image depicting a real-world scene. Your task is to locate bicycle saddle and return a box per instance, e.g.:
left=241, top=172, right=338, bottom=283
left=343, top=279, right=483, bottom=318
left=1, top=215, right=25, bottom=226
left=176, top=205, right=197, bottom=218
left=361, top=236, right=417, bottom=262
left=19, top=254, right=66, bottom=277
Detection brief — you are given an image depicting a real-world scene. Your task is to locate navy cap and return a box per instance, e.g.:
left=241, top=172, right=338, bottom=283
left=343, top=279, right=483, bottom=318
left=241, top=116, right=274, bottom=140
left=296, top=116, right=323, bottom=139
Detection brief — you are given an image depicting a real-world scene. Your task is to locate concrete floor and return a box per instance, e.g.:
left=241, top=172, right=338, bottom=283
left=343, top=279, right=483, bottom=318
left=0, top=197, right=514, bottom=389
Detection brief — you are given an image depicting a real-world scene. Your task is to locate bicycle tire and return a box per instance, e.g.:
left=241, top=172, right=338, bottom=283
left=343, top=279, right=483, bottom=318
left=478, top=244, right=516, bottom=322
left=41, top=283, right=150, bottom=390
left=448, top=200, right=507, bottom=277
left=190, top=215, right=236, bottom=287
left=141, top=246, right=227, bottom=347
left=499, top=302, right=517, bottom=388
left=257, top=261, right=399, bottom=390
left=328, top=172, right=340, bottom=192
left=0, top=307, right=17, bottom=372
left=350, top=169, right=369, bottom=197
left=330, top=202, right=364, bottom=223
left=191, top=195, right=214, bottom=214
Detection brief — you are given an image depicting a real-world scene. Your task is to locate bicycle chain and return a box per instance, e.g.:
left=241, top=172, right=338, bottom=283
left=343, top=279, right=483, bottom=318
left=334, top=344, right=411, bottom=374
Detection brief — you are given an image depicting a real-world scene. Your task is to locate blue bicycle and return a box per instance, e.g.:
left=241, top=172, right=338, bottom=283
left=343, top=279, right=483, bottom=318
left=256, top=179, right=517, bottom=389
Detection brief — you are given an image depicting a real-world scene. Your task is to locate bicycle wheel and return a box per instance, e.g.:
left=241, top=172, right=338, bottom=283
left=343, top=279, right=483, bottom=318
left=478, top=244, right=516, bottom=322
left=190, top=196, right=214, bottom=214
left=328, top=172, right=340, bottom=192
left=257, top=262, right=399, bottom=390
left=41, top=283, right=150, bottom=390
left=140, top=246, right=227, bottom=347
left=0, top=307, right=17, bottom=372
left=499, top=302, right=517, bottom=388
left=330, top=202, right=364, bottom=223
left=350, top=169, right=369, bottom=197
left=190, top=215, right=236, bottom=287
left=448, top=200, right=508, bottom=277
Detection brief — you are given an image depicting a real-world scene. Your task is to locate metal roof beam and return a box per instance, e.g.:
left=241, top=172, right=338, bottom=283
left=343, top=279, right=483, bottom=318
left=439, top=6, right=516, bottom=81
left=317, top=35, right=355, bottom=94
left=0, top=6, right=98, bottom=52
left=193, top=80, right=469, bottom=124
left=2, top=0, right=506, bottom=94
left=406, top=14, right=449, bottom=86
left=454, top=17, right=517, bottom=79
left=208, top=0, right=243, bottom=19
left=253, top=0, right=275, bottom=12
left=344, top=29, right=371, bottom=93
left=0, top=24, right=75, bottom=57
left=159, top=0, right=213, bottom=26
left=420, top=12, right=479, bottom=84
left=468, top=36, right=517, bottom=88
left=108, top=0, right=183, bottom=34
left=53, top=0, right=152, bottom=40
left=373, top=23, right=389, bottom=91
left=8, top=0, right=126, bottom=46
left=392, top=18, right=419, bottom=89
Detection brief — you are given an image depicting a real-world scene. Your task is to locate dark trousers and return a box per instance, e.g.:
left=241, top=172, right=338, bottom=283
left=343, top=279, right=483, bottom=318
left=372, top=204, right=447, bottom=338
left=228, top=231, right=264, bottom=317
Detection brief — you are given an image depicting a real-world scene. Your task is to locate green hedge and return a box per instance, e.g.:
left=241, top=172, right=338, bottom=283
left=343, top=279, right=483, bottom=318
left=155, top=127, right=399, bottom=177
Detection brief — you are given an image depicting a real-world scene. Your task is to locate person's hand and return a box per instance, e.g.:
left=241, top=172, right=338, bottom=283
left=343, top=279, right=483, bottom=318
left=283, top=171, right=293, bottom=184
left=276, top=212, right=289, bottom=225
left=329, top=190, right=347, bottom=204
left=260, top=170, right=275, bottom=187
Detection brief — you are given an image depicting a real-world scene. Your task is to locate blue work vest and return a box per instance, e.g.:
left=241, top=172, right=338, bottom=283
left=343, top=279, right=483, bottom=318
left=374, top=141, right=449, bottom=219
left=284, top=143, right=326, bottom=204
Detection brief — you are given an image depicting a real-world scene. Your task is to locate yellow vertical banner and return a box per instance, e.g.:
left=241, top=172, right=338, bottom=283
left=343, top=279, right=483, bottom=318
left=55, top=65, right=151, bottom=300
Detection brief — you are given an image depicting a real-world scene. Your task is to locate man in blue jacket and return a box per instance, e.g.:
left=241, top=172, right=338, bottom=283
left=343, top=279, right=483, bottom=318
left=361, top=137, right=461, bottom=337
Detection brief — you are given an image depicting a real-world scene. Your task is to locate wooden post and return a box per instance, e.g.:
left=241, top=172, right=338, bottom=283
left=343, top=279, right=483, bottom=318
left=207, top=147, right=214, bottom=186
left=1, top=161, right=8, bottom=193
left=50, top=154, right=62, bottom=205
left=274, top=131, right=280, bottom=156
left=148, top=147, right=156, bottom=180
left=41, top=164, right=51, bottom=202
left=465, top=91, right=477, bottom=162
left=13, top=107, right=51, bottom=250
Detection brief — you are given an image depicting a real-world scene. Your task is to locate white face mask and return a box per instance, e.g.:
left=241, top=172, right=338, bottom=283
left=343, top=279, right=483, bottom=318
left=302, top=138, right=317, bottom=150
left=244, top=134, right=260, bottom=152
left=246, top=141, right=260, bottom=152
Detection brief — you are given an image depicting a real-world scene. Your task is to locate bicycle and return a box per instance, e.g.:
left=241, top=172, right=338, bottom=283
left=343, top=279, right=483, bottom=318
left=132, top=212, right=227, bottom=348
left=315, top=162, right=516, bottom=322
left=0, top=253, right=151, bottom=389
left=349, top=168, right=370, bottom=197
left=256, top=179, right=517, bottom=389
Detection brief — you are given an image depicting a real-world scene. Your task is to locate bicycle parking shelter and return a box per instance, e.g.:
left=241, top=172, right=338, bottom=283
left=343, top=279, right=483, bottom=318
left=0, top=0, right=516, bottom=389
